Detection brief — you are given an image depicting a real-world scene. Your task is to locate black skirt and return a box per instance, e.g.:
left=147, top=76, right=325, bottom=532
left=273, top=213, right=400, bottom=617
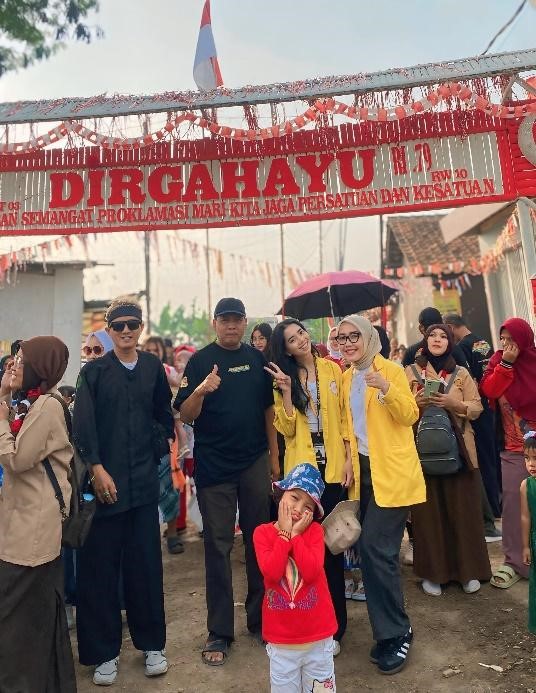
left=0, top=556, right=77, bottom=693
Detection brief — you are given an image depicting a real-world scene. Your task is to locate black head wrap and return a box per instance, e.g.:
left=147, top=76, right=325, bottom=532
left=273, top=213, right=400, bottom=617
left=417, top=324, right=456, bottom=374
left=106, top=303, right=143, bottom=324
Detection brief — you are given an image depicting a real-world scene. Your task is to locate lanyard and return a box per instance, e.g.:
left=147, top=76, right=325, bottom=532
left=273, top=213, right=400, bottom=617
left=305, top=357, right=321, bottom=433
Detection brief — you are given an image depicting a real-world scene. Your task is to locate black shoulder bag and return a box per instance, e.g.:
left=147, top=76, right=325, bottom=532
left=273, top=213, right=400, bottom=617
left=42, top=394, right=96, bottom=549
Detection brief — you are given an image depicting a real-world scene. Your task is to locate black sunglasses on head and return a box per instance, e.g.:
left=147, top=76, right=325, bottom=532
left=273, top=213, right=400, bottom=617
left=109, top=320, right=142, bottom=332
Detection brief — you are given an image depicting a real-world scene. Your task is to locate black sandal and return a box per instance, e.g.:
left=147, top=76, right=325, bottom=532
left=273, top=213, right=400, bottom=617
left=201, top=635, right=229, bottom=666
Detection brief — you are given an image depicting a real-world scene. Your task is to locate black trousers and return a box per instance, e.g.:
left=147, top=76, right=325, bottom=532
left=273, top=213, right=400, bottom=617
left=318, top=464, right=348, bottom=642
left=359, top=455, right=410, bottom=642
left=76, top=502, right=166, bottom=665
left=197, top=453, right=271, bottom=641
left=472, top=408, right=502, bottom=517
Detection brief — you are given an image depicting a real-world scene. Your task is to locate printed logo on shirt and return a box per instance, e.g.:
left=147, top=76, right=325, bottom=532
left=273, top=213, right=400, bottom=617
left=266, top=585, right=318, bottom=611
left=179, top=376, right=188, bottom=388
left=228, top=365, right=250, bottom=373
left=472, top=340, right=491, bottom=356
left=329, top=380, right=338, bottom=395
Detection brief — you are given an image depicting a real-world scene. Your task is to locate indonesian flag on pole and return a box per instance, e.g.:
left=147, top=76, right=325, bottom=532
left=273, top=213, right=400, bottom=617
left=193, top=0, right=223, bottom=91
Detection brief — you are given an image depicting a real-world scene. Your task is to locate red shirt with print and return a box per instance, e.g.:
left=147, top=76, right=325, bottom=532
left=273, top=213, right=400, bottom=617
left=253, top=521, right=337, bottom=645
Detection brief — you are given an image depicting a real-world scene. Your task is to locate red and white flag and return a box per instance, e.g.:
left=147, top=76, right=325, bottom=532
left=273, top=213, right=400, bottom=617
left=193, top=0, right=223, bottom=91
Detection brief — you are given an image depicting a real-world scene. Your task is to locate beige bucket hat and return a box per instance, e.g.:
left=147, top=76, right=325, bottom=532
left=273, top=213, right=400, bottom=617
left=321, top=500, right=361, bottom=555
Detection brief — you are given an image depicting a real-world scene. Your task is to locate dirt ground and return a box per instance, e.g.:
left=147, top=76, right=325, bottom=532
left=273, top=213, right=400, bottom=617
left=73, top=528, right=536, bottom=693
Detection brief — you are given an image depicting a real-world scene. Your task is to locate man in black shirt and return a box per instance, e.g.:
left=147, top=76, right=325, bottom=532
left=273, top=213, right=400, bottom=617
left=73, top=297, right=174, bottom=685
left=443, top=313, right=493, bottom=382
left=175, top=297, right=277, bottom=666
left=443, top=313, right=502, bottom=536
left=402, top=307, right=470, bottom=369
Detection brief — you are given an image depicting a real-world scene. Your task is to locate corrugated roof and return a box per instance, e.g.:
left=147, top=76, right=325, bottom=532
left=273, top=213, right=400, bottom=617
left=386, top=214, right=480, bottom=271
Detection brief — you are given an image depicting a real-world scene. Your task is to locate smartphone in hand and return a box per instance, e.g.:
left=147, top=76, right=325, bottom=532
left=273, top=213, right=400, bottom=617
left=424, top=379, right=441, bottom=398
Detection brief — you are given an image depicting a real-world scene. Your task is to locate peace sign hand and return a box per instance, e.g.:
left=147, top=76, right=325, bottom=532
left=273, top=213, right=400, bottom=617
left=264, top=362, right=291, bottom=393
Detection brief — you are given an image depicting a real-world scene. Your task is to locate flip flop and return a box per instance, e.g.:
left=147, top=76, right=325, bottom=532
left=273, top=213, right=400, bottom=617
left=490, top=564, right=521, bottom=589
left=201, top=636, right=229, bottom=666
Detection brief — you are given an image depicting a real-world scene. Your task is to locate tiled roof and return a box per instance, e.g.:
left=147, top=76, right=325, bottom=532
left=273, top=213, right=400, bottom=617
left=386, top=214, right=480, bottom=271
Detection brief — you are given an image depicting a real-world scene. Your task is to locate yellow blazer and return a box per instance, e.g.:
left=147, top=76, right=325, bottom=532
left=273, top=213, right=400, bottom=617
left=273, top=357, right=357, bottom=499
left=342, top=354, right=426, bottom=508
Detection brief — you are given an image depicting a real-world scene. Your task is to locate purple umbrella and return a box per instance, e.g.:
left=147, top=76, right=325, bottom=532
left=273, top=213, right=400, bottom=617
left=277, top=270, right=399, bottom=320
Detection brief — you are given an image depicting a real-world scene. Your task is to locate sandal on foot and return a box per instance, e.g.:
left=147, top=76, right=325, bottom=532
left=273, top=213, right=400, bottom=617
left=167, top=536, right=184, bottom=554
left=490, top=565, right=521, bottom=589
left=201, top=636, right=229, bottom=666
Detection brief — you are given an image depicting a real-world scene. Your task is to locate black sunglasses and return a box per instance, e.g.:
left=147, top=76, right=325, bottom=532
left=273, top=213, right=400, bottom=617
left=109, top=320, right=142, bottom=332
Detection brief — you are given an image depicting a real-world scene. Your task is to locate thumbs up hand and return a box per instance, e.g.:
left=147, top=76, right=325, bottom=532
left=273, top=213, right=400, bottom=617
left=197, top=364, right=221, bottom=396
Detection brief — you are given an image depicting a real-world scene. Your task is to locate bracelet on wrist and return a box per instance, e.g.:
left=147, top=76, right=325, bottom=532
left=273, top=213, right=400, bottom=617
left=278, top=529, right=291, bottom=541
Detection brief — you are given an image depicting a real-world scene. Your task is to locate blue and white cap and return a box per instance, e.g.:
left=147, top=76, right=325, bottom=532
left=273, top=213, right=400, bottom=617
left=273, top=463, right=325, bottom=519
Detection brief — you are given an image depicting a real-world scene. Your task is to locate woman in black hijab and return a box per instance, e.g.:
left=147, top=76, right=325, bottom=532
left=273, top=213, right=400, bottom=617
left=405, top=325, right=491, bottom=597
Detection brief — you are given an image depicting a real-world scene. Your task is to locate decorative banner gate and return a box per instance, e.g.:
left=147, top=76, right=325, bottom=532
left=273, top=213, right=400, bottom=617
left=0, top=111, right=534, bottom=236
left=0, top=49, right=535, bottom=236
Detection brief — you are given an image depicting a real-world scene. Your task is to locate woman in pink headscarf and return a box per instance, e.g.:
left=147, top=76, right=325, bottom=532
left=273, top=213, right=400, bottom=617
left=481, top=318, right=536, bottom=588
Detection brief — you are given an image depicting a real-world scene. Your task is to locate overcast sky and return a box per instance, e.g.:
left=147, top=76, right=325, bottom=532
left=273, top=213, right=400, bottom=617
left=0, top=0, right=534, bottom=318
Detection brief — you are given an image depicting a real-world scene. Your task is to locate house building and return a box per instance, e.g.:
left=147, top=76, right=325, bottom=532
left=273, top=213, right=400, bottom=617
left=384, top=214, right=492, bottom=346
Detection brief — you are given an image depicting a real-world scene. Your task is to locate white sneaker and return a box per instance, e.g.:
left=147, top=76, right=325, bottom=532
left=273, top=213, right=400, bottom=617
left=422, top=580, right=442, bottom=596
left=462, top=579, right=481, bottom=594
left=93, top=658, right=118, bottom=686
left=344, top=579, right=354, bottom=599
left=332, top=640, right=341, bottom=657
left=144, top=650, right=168, bottom=677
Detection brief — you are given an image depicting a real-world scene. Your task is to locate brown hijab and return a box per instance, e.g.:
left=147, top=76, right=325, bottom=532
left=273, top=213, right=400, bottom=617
left=21, top=336, right=69, bottom=392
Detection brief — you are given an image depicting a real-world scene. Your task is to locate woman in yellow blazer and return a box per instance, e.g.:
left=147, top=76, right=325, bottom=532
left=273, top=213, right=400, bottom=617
left=266, top=318, right=353, bottom=655
left=337, top=315, right=425, bottom=676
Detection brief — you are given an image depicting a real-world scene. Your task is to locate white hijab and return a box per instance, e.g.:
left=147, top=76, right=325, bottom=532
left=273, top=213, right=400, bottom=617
left=337, top=315, right=381, bottom=371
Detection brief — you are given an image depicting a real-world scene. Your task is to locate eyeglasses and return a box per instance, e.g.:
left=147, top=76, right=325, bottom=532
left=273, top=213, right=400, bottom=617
left=83, top=345, right=103, bottom=356
left=109, top=320, right=142, bottom=332
left=335, top=332, right=361, bottom=345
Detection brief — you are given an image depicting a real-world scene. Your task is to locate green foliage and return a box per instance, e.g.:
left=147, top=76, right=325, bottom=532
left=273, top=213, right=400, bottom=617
left=151, top=305, right=330, bottom=350
left=151, top=302, right=211, bottom=348
left=302, top=318, right=329, bottom=345
left=0, top=0, right=102, bottom=76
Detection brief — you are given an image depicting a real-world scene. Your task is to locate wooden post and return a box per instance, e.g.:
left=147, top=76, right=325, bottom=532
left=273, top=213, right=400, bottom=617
left=144, top=231, right=151, bottom=330
left=280, top=224, right=285, bottom=311
left=205, top=227, right=212, bottom=318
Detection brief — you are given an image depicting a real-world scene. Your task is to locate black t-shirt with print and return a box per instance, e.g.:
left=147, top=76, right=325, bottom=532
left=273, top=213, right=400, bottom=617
left=173, top=341, right=274, bottom=488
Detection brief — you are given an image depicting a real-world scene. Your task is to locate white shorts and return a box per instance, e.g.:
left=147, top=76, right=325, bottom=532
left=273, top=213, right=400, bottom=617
left=266, top=637, right=336, bottom=692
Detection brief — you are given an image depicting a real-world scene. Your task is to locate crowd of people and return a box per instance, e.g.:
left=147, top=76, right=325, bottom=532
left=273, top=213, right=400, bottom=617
left=0, top=295, right=535, bottom=692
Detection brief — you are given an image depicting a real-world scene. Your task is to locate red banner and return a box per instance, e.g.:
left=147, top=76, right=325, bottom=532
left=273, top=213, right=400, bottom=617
left=0, top=111, right=534, bottom=236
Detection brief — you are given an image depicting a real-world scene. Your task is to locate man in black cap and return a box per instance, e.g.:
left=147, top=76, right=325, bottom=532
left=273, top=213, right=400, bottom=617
left=175, top=297, right=278, bottom=666
left=402, top=307, right=469, bottom=369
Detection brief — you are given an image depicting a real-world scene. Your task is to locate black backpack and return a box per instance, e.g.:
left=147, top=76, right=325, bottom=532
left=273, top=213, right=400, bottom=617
left=410, top=366, right=463, bottom=476
left=42, top=393, right=96, bottom=548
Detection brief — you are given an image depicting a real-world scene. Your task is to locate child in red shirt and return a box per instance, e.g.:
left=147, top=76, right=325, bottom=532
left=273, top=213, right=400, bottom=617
left=253, top=463, right=337, bottom=692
